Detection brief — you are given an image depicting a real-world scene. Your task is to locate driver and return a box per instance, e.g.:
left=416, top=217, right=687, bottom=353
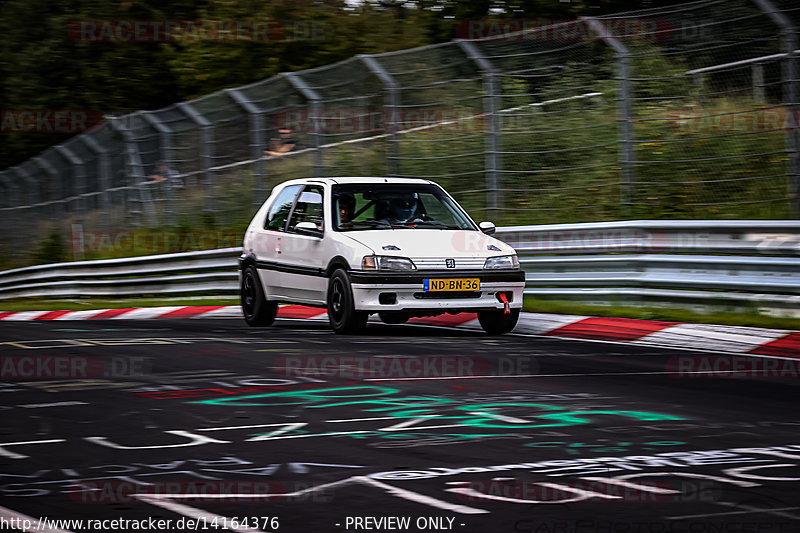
left=337, top=193, right=356, bottom=225
left=377, top=193, right=422, bottom=224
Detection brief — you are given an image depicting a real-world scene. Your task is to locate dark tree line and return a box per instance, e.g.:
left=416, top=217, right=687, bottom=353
left=0, top=0, right=685, bottom=169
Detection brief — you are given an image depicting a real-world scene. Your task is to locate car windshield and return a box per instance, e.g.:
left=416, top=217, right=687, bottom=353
left=332, top=183, right=476, bottom=232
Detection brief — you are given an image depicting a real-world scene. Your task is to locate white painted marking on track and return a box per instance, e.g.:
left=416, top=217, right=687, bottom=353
left=139, top=474, right=488, bottom=514
left=468, top=411, right=530, bottom=423
left=0, top=506, right=73, bottom=533
left=0, top=439, right=66, bottom=459
left=363, top=370, right=760, bottom=381
left=137, top=495, right=264, bottom=532
left=668, top=503, right=800, bottom=520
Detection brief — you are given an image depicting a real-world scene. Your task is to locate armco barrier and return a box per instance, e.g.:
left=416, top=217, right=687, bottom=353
left=1, top=222, right=799, bottom=315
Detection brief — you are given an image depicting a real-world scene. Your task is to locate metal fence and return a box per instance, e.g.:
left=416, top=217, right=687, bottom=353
left=2, top=221, right=798, bottom=317
left=0, top=0, right=798, bottom=268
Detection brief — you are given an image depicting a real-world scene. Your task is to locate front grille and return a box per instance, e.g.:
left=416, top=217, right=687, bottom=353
left=412, top=257, right=485, bottom=270
left=413, top=291, right=482, bottom=299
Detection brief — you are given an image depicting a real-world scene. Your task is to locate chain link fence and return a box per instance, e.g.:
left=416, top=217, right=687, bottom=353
left=0, top=0, right=797, bottom=268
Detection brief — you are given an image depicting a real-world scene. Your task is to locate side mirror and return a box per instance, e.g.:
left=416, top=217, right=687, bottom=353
left=479, top=221, right=496, bottom=235
left=295, top=221, right=323, bottom=238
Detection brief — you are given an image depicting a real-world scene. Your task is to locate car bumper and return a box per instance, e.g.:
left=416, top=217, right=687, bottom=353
left=349, top=269, right=525, bottom=313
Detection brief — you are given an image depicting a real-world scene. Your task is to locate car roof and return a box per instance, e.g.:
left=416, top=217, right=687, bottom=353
left=278, top=176, right=436, bottom=187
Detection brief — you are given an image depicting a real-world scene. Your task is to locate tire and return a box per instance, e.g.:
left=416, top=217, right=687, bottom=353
left=240, top=265, right=278, bottom=327
left=327, top=269, right=368, bottom=334
left=478, top=308, right=520, bottom=335
left=379, top=311, right=408, bottom=324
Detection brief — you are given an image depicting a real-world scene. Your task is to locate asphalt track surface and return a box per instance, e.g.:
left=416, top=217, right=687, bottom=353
left=1, top=317, right=799, bottom=533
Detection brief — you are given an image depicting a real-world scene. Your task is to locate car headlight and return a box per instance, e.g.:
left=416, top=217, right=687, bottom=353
left=362, top=255, right=417, bottom=271
left=484, top=255, right=519, bottom=269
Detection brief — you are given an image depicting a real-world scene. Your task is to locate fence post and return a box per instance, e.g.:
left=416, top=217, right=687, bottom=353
left=284, top=72, right=324, bottom=178
left=582, top=17, right=634, bottom=218
left=54, top=145, right=86, bottom=223
left=81, top=134, right=112, bottom=226
left=457, top=40, right=502, bottom=216
left=34, top=156, right=62, bottom=215
left=141, top=112, right=178, bottom=225
left=752, top=0, right=799, bottom=215
left=177, top=102, right=216, bottom=218
left=109, top=114, right=153, bottom=226
left=0, top=172, right=19, bottom=254
left=226, top=88, right=267, bottom=208
left=752, top=62, right=766, bottom=104
left=359, top=54, right=400, bottom=177
left=12, top=166, right=38, bottom=210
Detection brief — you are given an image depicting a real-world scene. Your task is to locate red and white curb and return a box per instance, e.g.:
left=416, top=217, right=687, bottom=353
left=0, top=305, right=797, bottom=357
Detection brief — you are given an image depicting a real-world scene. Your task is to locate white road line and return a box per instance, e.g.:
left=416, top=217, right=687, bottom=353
left=138, top=474, right=488, bottom=514
left=0, top=506, right=74, bottom=533
left=136, top=496, right=264, bottom=533
left=363, top=370, right=749, bottom=381
left=668, top=503, right=800, bottom=520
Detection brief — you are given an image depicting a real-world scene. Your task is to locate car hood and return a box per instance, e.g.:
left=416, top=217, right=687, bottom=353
left=343, top=229, right=516, bottom=258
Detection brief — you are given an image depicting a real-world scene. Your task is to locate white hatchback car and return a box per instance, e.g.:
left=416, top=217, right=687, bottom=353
left=239, top=177, right=525, bottom=334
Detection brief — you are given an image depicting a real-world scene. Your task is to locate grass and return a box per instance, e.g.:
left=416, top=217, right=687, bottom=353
left=522, top=297, right=800, bottom=331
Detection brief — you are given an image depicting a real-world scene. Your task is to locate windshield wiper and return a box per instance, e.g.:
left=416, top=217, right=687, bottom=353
left=411, top=220, right=462, bottom=229
left=341, top=220, right=392, bottom=230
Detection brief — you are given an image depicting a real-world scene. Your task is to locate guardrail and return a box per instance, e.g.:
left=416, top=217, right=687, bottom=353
left=1, top=221, right=799, bottom=315
left=0, top=247, right=240, bottom=299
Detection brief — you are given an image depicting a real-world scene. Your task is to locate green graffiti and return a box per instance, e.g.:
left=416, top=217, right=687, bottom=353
left=307, top=396, right=458, bottom=412
left=457, top=404, right=685, bottom=429
left=194, top=386, right=399, bottom=407
left=196, top=385, right=686, bottom=429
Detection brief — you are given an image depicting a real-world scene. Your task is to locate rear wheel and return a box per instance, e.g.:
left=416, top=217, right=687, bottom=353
left=327, top=269, right=368, bottom=334
left=240, top=265, right=278, bottom=327
left=379, top=311, right=408, bottom=324
left=478, top=308, right=520, bottom=335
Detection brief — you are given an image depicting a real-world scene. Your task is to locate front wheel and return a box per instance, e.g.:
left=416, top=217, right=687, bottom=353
left=327, top=269, right=368, bottom=334
left=240, top=265, right=278, bottom=327
left=478, top=308, right=520, bottom=335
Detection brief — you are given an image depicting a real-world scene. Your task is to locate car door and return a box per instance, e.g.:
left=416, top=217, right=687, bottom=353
left=253, top=183, right=303, bottom=299
left=279, top=184, right=328, bottom=304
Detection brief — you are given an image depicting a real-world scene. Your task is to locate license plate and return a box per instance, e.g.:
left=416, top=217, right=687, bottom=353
left=423, top=278, right=480, bottom=291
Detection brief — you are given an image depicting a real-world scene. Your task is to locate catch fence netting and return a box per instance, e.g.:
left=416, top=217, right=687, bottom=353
left=0, top=0, right=797, bottom=266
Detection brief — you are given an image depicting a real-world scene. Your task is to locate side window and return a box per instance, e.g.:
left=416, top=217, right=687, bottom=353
left=288, top=185, right=325, bottom=232
left=264, top=185, right=302, bottom=231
